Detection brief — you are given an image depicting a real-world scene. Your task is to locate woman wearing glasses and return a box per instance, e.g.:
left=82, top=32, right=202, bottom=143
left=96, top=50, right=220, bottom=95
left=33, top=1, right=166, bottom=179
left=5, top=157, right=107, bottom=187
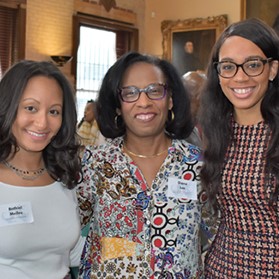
left=77, top=52, right=205, bottom=278
left=200, top=18, right=279, bottom=277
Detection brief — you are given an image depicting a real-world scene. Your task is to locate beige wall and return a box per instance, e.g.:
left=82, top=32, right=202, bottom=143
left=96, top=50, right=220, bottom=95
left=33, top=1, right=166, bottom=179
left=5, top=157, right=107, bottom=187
left=26, top=0, right=74, bottom=78
left=25, top=0, right=242, bottom=78
left=25, top=0, right=145, bottom=78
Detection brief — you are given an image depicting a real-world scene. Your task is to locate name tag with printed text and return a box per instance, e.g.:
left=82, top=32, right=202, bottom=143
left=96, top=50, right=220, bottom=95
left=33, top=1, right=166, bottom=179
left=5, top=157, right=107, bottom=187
left=0, top=201, right=34, bottom=227
left=167, top=177, right=198, bottom=200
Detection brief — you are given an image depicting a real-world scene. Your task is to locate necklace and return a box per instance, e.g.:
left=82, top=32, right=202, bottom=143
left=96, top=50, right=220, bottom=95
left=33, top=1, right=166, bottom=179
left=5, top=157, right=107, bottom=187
left=3, top=160, right=46, bottom=181
left=123, top=145, right=168, bottom=159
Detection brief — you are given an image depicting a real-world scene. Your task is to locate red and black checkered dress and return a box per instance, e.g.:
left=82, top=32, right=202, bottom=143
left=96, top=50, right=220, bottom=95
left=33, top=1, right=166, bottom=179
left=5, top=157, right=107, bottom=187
left=205, top=121, right=279, bottom=278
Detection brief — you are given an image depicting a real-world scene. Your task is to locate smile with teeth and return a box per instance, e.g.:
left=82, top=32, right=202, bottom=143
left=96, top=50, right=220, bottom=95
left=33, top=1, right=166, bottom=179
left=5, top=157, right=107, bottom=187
left=28, top=130, right=48, bottom=137
left=233, top=87, right=253, bottom=94
left=136, top=114, right=154, bottom=121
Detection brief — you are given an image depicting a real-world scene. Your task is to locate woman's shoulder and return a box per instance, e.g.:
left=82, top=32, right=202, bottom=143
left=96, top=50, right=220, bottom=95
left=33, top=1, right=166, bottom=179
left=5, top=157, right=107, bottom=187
left=185, top=126, right=203, bottom=148
left=172, top=139, right=202, bottom=161
left=86, top=137, right=121, bottom=151
left=173, top=138, right=201, bottom=150
left=81, top=137, right=123, bottom=161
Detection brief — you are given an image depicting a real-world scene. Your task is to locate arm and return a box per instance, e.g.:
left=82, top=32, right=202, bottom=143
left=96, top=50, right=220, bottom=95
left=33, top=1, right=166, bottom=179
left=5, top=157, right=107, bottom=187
left=76, top=148, right=96, bottom=228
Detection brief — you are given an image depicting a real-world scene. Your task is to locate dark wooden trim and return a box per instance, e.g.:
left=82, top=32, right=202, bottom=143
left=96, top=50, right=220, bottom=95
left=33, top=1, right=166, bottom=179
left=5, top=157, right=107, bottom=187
left=17, top=5, right=26, bottom=60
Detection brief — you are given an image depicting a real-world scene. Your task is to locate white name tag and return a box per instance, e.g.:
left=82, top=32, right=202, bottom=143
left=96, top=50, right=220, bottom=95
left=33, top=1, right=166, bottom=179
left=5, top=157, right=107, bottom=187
left=0, top=201, right=34, bottom=227
left=167, top=177, right=198, bottom=200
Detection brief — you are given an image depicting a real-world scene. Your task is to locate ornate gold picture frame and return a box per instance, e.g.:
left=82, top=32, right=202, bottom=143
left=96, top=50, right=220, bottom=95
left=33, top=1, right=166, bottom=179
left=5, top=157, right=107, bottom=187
left=161, top=14, right=227, bottom=75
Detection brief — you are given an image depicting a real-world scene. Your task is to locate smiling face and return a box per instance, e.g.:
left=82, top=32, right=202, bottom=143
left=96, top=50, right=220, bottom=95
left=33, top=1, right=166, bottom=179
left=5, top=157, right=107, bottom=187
left=12, top=76, right=63, bottom=153
left=119, top=62, right=173, bottom=140
left=218, top=35, right=278, bottom=124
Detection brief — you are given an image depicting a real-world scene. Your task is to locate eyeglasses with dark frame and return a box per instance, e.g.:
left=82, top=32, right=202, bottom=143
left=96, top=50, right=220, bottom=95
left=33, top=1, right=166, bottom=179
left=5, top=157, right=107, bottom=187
left=214, top=58, right=273, bottom=78
left=118, top=83, right=168, bottom=103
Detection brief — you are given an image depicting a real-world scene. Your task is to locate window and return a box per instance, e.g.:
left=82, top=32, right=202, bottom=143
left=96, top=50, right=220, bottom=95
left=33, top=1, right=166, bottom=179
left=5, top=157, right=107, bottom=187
left=72, top=13, right=138, bottom=120
left=76, top=27, right=117, bottom=121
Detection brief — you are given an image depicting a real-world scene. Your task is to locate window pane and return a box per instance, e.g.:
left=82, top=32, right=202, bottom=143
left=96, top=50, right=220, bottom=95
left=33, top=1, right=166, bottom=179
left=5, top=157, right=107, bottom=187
left=76, top=26, right=117, bottom=121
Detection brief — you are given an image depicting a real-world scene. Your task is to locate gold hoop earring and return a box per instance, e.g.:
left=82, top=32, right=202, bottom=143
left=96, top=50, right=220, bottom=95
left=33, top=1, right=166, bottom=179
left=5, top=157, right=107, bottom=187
left=169, top=110, right=174, bottom=122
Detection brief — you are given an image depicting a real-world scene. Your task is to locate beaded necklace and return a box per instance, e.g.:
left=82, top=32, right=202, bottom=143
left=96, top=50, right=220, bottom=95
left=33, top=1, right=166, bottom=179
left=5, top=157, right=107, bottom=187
left=3, top=160, right=46, bottom=180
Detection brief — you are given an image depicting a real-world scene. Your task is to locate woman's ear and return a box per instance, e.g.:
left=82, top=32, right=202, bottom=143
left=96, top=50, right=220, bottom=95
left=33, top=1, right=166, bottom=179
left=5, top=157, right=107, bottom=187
left=269, top=60, right=278, bottom=81
left=168, top=96, right=173, bottom=110
left=116, top=108, right=121, bottom=115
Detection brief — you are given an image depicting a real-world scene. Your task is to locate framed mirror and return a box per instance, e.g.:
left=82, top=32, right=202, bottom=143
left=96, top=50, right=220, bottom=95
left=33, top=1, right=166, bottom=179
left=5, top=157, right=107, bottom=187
left=161, top=14, right=227, bottom=76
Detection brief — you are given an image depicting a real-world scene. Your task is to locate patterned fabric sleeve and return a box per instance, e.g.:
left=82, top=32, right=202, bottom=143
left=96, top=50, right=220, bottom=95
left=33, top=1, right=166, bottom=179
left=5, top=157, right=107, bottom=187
left=76, top=147, right=95, bottom=228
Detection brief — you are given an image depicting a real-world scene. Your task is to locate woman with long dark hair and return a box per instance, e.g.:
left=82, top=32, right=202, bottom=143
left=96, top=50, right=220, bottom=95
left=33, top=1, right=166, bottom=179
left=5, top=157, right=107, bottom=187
left=0, top=60, right=83, bottom=278
left=200, top=18, right=279, bottom=277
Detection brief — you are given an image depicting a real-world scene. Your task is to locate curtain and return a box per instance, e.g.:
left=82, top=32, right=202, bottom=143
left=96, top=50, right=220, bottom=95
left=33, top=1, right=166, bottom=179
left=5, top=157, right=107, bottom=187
left=0, top=3, right=25, bottom=79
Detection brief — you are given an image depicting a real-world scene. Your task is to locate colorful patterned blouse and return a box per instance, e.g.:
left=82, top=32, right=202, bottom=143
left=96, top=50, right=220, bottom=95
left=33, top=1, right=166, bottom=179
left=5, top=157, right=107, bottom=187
left=77, top=137, right=205, bottom=278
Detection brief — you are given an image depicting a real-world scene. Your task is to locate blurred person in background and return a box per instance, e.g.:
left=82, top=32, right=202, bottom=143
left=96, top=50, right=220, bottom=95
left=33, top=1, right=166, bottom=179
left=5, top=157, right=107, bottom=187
left=77, top=99, right=105, bottom=148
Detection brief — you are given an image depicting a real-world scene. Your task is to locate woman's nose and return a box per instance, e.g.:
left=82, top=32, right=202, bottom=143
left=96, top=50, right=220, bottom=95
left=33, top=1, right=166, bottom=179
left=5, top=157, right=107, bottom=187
left=35, top=112, right=48, bottom=129
left=136, top=91, right=152, bottom=106
left=233, top=66, right=250, bottom=81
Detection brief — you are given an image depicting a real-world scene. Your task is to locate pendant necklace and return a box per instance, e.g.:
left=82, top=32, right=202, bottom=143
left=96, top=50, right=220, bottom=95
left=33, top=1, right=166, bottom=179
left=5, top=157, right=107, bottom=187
left=123, top=145, right=168, bottom=159
left=3, top=160, right=46, bottom=181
